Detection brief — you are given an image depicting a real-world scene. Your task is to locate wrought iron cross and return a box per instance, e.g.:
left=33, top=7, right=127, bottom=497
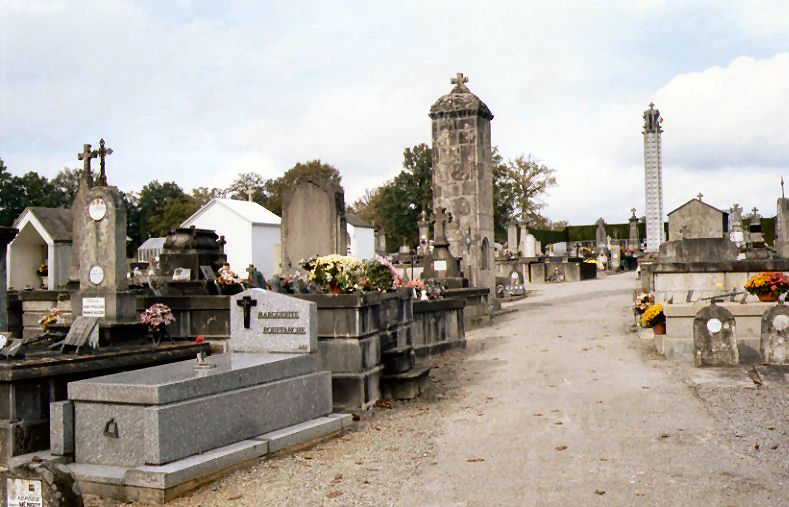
left=96, top=138, right=113, bottom=186
left=697, top=193, right=703, bottom=201
left=78, top=144, right=98, bottom=183
left=752, top=206, right=759, bottom=216
left=236, top=296, right=257, bottom=329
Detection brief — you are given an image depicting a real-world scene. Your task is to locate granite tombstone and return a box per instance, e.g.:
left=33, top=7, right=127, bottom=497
left=693, top=303, right=738, bottom=367
left=760, top=302, right=788, bottom=365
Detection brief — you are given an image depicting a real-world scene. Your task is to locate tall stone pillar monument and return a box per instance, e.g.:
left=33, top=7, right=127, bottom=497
left=429, top=73, right=495, bottom=295
left=642, top=103, right=665, bottom=252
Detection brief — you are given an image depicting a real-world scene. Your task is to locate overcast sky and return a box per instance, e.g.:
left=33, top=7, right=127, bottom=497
left=1, top=0, right=787, bottom=224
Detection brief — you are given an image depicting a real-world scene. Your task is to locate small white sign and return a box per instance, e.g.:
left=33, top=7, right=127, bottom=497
left=706, top=318, right=722, bottom=333
left=7, top=478, right=43, bottom=507
left=89, top=265, right=105, bottom=285
left=88, top=197, right=107, bottom=221
left=83, top=297, right=106, bottom=318
left=773, top=314, right=789, bottom=331
left=434, top=260, right=447, bottom=271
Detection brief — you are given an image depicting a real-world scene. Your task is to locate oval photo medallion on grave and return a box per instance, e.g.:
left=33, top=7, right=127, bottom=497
left=88, top=197, right=107, bottom=221
left=706, top=318, right=722, bottom=333
left=773, top=314, right=789, bottom=331
left=89, top=265, right=105, bottom=285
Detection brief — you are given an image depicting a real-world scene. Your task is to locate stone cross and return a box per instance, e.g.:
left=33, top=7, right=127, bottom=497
left=96, top=138, right=113, bottom=186
left=697, top=193, right=703, bottom=201
left=752, top=207, right=759, bottom=217
left=432, top=207, right=451, bottom=243
left=246, top=264, right=256, bottom=281
left=217, top=235, right=226, bottom=254
left=451, top=72, right=469, bottom=90
left=78, top=144, right=97, bottom=184
left=630, top=208, right=637, bottom=219
left=246, top=187, right=254, bottom=202
left=236, top=296, right=257, bottom=329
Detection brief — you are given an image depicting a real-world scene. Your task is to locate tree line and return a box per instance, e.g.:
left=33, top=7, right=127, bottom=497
left=0, top=145, right=561, bottom=255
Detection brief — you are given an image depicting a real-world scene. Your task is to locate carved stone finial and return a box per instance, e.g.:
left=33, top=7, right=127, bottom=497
left=450, top=72, right=469, bottom=91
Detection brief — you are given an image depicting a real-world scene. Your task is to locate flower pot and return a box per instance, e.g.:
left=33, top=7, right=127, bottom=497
left=329, top=284, right=342, bottom=294
left=653, top=322, right=666, bottom=335
left=757, top=293, right=779, bottom=302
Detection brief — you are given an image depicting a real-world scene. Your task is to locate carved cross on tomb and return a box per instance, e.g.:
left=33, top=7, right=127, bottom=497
left=96, top=138, right=113, bottom=186
left=78, top=144, right=98, bottom=185
left=236, top=296, right=257, bottom=329
left=451, top=72, right=469, bottom=91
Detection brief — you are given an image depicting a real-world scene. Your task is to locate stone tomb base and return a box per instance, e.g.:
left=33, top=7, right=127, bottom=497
left=68, top=413, right=352, bottom=504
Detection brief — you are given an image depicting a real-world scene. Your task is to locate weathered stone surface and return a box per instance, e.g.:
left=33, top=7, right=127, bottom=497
left=230, top=289, right=317, bottom=354
left=257, top=416, right=342, bottom=453
left=1, top=460, right=83, bottom=507
left=667, top=197, right=727, bottom=240
left=761, top=303, right=788, bottom=364
left=412, top=298, right=465, bottom=356
left=381, top=366, right=430, bottom=400
left=330, top=367, right=383, bottom=411
left=318, top=336, right=380, bottom=373
left=50, top=400, right=74, bottom=456
left=430, top=73, right=495, bottom=295
left=529, top=263, right=546, bottom=283
left=693, top=304, right=738, bottom=367
left=280, top=175, right=346, bottom=272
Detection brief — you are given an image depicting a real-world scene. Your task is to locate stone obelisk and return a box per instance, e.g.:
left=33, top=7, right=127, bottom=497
left=642, top=103, right=665, bottom=252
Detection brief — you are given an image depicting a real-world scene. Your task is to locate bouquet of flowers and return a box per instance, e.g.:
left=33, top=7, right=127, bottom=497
left=363, top=255, right=401, bottom=291
left=300, top=255, right=365, bottom=293
left=640, top=304, right=665, bottom=328
left=744, top=272, right=789, bottom=297
left=38, top=308, right=60, bottom=330
left=217, top=263, right=243, bottom=286
left=633, top=293, right=654, bottom=315
left=140, top=303, right=175, bottom=331
left=403, top=279, right=425, bottom=291
left=36, top=264, right=48, bottom=276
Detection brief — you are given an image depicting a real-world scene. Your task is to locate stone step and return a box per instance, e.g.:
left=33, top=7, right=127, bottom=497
left=381, top=346, right=415, bottom=374
left=381, top=365, right=430, bottom=400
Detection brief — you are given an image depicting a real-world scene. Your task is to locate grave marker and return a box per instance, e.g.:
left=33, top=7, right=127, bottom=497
left=761, top=303, right=788, bottom=365
left=693, top=303, right=738, bottom=367
left=62, top=316, right=99, bottom=351
left=230, top=288, right=317, bottom=353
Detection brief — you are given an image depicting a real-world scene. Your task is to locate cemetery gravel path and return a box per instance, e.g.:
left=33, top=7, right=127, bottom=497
left=93, top=272, right=787, bottom=507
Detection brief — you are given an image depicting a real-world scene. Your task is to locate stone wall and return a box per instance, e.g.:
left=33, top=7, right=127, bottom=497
left=412, top=298, right=465, bottom=356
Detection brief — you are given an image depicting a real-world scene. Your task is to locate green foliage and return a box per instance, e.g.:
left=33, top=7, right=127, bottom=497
left=136, top=181, right=188, bottom=239
left=363, top=257, right=396, bottom=291
left=0, top=159, right=71, bottom=226
left=51, top=168, right=81, bottom=205
left=350, top=144, right=433, bottom=251
left=494, top=152, right=557, bottom=227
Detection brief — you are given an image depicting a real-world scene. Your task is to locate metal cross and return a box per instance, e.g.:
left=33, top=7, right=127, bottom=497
left=236, top=296, right=257, bottom=329
left=697, top=193, right=703, bottom=201
left=752, top=207, right=759, bottom=217
left=217, top=235, right=226, bottom=253
left=451, top=72, right=469, bottom=88
left=78, top=144, right=98, bottom=183
left=246, top=264, right=256, bottom=281
left=96, top=138, right=113, bottom=186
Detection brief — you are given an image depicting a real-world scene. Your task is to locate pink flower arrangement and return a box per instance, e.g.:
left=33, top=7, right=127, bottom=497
left=373, top=255, right=401, bottom=290
left=140, top=304, right=175, bottom=331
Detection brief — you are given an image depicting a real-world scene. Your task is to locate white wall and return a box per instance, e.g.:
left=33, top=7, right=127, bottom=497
left=251, top=224, right=281, bottom=277
left=52, top=243, right=72, bottom=288
left=8, top=221, right=47, bottom=289
left=348, top=224, right=375, bottom=260
left=183, top=205, right=252, bottom=274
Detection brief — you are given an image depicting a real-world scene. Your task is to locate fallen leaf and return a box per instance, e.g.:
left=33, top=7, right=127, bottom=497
left=362, top=479, right=370, bottom=484
left=554, top=421, right=563, bottom=425
left=476, top=413, right=484, bottom=416
left=754, top=443, right=760, bottom=450
left=326, top=491, right=343, bottom=498
left=352, top=414, right=361, bottom=421
left=375, top=399, right=392, bottom=409
left=533, top=412, right=543, bottom=416
left=334, top=473, right=343, bottom=481
left=303, top=455, right=314, bottom=459
left=771, top=444, right=778, bottom=450
left=466, top=457, right=485, bottom=462
left=641, top=386, right=650, bottom=389
left=659, top=433, right=669, bottom=439
left=599, top=458, right=608, bottom=461
left=339, top=436, right=351, bottom=442
left=595, top=489, right=606, bottom=496
left=540, top=349, right=548, bottom=352
left=227, top=494, right=243, bottom=500
left=486, top=396, right=494, bottom=400
left=635, top=492, right=645, bottom=497
left=354, top=460, right=363, bottom=465
left=549, top=385, right=557, bottom=388
left=581, top=348, right=589, bottom=351
left=555, top=445, right=568, bottom=451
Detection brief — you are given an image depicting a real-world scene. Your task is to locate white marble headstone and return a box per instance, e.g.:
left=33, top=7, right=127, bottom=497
left=230, top=288, right=317, bottom=354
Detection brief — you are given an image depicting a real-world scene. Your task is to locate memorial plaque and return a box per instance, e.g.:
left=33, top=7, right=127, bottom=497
left=230, top=288, right=317, bottom=353
left=7, top=478, right=43, bottom=507
left=63, top=316, right=100, bottom=349
left=706, top=318, right=722, bottom=333
left=172, top=267, right=191, bottom=281
left=89, top=265, right=105, bottom=285
left=434, top=260, right=447, bottom=271
left=82, top=297, right=106, bottom=317
left=200, top=265, right=216, bottom=281
left=88, top=197, right=107, bottom=221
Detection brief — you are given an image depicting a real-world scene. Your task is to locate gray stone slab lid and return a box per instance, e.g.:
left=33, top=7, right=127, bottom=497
left=68, top=352, right=318, bottom=405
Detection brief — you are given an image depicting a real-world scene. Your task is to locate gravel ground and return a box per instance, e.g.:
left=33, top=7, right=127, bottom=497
left=86, top=272, right=788, bottom=506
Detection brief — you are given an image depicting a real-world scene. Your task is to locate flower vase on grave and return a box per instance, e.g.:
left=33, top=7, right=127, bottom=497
left=147, top=326, right=169, bottom=346
left=758, top=293, right=779, bottom=303
left=653, top=322, right=666, bottom=335
left=329, top=283, right=342, bottom=294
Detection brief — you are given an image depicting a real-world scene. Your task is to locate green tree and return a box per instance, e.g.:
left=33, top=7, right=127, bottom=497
left=350, top=144, right=433, bottom=251
left=136, top=181, right=187, bottom=240
left=51, top=167, right=82, bottom=205
left=493, top=152, right=559, bottom=234
left=227, top=173, right=267, bottom=202
left=0, top=159, right=21, bottom=226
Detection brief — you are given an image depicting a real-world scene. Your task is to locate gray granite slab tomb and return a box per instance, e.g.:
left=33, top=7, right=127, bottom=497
left=68, top=352, right=317, bottom=405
